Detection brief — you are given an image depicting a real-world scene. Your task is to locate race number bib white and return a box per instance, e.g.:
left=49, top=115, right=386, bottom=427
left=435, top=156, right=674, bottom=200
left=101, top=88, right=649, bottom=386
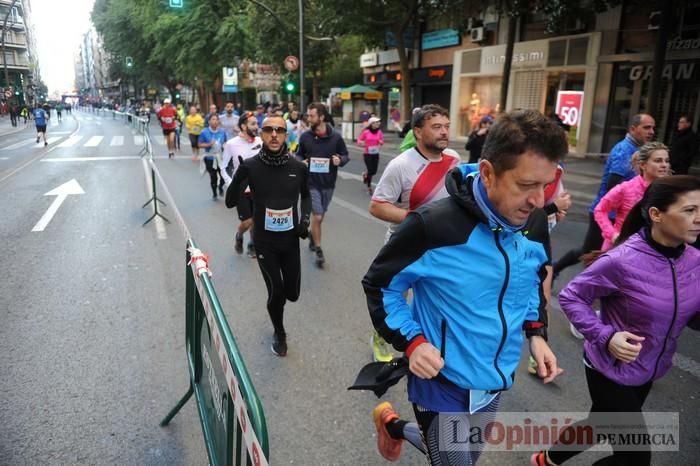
left=309, top=157, right=330, bottom=173
left=368, top=146, right=380, bottom=155
left=163, top=117, right=174, bottom=124
left=264, top=207, right=294, bottom=232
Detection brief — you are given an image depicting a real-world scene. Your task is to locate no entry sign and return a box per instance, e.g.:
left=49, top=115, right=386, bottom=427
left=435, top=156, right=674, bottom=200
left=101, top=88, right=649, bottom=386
left=284, top=56, right=299, bottom=72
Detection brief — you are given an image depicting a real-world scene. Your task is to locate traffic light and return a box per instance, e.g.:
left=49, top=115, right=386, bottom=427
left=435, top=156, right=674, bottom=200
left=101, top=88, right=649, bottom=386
left=175, top=92, right=181, bottom=100
left=284, top=78, right=296, bottom=94
left=125, top=56, right=133, bottom=68
left=169, top=0, right=184, bottom=7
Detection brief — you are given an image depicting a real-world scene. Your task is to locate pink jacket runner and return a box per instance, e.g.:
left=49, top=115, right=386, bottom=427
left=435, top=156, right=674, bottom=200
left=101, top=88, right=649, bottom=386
left=594, top=175, right=649, bottom=250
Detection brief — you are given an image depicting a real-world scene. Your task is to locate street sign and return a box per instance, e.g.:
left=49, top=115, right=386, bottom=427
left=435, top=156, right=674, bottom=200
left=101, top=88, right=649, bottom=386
left=283, top=56, right=299, bottom=72
left=222, top=67, right=238, bottom=93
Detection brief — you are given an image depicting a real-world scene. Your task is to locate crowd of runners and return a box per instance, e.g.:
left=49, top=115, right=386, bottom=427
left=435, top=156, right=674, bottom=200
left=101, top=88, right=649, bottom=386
left=154, top=98, right=699, bottom=465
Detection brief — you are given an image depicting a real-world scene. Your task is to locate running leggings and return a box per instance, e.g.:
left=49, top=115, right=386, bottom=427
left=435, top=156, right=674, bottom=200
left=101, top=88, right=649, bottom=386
left=204, top=158, right=224, bottom=196
left=254, top=242, right=301, bottom=336
left=363, top=154, right=379, bottom=187
left=408, top=394, right=500, bottom=465
left=554, top=212, right=603, bottom=275
left=548, top=365, right=653, bottom=465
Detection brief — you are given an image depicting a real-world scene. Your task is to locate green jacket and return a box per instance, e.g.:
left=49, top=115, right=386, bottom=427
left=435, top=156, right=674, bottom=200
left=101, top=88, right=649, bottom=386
left=398, top=130, right=416, bottom=153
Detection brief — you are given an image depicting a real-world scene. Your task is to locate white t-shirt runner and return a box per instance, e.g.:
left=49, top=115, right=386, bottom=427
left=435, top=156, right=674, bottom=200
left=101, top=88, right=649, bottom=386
left=372, top=147, right=460, bottom=239
left=221, top=134, right=263, bottom=185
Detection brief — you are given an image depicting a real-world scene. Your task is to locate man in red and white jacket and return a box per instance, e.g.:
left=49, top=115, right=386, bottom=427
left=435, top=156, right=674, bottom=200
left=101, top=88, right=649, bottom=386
left=157, top=98, right=179, bottom=158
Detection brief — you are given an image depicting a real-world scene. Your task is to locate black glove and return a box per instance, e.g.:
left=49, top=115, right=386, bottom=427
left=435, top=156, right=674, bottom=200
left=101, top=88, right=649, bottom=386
left=296, top=215, right=310, bottom=239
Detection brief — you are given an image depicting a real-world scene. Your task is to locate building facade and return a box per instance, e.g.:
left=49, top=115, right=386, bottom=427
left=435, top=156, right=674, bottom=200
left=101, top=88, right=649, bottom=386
left=1, top=0, right=40, bottom=104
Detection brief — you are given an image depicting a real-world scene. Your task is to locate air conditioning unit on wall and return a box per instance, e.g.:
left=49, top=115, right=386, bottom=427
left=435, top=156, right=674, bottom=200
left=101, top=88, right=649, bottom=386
left=470, top=27, right=484, bottom=43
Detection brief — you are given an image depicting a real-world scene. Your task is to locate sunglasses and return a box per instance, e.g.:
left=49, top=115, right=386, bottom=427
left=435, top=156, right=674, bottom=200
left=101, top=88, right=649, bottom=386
left=261, top=126, right=287, bottom=134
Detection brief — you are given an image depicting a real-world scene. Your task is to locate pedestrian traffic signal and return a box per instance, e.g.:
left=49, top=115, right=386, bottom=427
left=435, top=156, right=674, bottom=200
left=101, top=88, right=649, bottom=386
left=125, top=56, right=133, bottom=68
left=169, top=0, right=184, bottom=7
left=175, top=92, right=181, bottom=100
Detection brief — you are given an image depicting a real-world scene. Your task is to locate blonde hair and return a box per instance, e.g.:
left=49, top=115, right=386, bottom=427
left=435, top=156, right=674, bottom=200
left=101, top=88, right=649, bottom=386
left=631, top=141, right=668, bottom=173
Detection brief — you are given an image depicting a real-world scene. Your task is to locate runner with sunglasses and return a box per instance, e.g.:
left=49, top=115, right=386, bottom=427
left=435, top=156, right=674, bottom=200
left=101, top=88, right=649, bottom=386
left=225, top=116, right=311, bottom=356
left=222, top=111, right=263, bottom=257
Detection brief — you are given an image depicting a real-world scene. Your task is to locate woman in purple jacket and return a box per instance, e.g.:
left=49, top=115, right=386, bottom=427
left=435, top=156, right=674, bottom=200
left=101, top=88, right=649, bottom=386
left=533, top=176, right=700, bottom=466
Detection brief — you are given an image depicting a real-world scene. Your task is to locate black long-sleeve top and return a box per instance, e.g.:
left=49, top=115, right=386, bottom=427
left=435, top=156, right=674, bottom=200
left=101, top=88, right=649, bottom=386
left=226, top=154, right=311, bottom=246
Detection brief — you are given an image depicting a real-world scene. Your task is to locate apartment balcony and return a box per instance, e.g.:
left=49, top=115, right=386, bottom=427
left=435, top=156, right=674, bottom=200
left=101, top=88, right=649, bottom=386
left=0, top=57, right=29, bottom=69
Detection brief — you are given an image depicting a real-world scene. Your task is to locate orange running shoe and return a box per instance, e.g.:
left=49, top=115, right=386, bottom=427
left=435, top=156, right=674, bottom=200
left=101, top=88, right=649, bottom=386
left=372, top=401, right=403, bottom=462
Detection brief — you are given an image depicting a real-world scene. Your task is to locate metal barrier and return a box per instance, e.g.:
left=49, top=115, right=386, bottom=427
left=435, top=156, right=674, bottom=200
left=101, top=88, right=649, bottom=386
left=160, top=241, right=270, bottom=466
left=138, top=113, right=270, bottom=465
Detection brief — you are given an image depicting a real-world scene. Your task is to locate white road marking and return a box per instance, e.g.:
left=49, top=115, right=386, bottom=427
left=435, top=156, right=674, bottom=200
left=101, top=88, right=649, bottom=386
left=331, top=196, right=384, bottom=226
left=134, top=135, right=144, bottom=146
left=58, top=135, right=84, bottom=147
left=31, top=179, right=85, bottom=232
left=673, top=353, right=700, bottom=379
left=44, top=136, right=62, bottom=145
left=110, top=136, right=124, bottom=146
left=41, top=156, right=170, bottom=162
left=84, top=136, right=103, bottom=147
left=141, top=157, right=167, bottom=240
left=1, top=138, right=35, bottom=150
left=0, top=157, right=9, bottom=160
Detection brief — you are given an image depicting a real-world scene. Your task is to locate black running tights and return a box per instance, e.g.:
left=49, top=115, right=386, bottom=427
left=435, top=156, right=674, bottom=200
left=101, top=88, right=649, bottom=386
left=548, top=365, right=653, bottom=465
left=255, top=243, right=301, bottom=336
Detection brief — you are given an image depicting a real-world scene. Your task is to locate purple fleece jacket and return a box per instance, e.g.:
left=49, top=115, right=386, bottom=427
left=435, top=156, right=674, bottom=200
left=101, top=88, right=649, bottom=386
left=559, top=230, right=700, bottom=386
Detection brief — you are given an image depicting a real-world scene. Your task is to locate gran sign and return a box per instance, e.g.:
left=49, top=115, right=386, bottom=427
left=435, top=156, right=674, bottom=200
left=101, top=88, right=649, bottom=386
left=628, top=63, right=695, bottom=81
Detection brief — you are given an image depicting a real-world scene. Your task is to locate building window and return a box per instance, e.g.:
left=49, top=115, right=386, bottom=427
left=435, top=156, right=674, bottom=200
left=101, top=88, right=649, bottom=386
left=512, top=70, right=545, bottom=111
left=457, top=75, right=501, bottom=137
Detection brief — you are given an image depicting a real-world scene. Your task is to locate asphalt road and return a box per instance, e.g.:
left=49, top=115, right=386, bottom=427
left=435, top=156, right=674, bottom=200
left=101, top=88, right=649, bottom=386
left=0, top=109, right=697, bottom=465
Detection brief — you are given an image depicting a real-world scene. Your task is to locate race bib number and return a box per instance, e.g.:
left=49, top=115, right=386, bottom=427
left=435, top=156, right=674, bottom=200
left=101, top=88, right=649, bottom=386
left=193, top=125, right=202, bottom=133
left=264, top=207, right=294, bottom=232
left=163, top=117, right=174, bottom=124
left=309, top=157, right=330, bottom=173
left=368, top=146, right=380, bottom=155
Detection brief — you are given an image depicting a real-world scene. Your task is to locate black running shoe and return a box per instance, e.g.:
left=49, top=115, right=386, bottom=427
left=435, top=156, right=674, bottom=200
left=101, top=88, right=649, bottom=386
left=315, top=247, right=325, bottom=267
left=234, top=232, right=244, bottom=254
left=309, top=238, right=316, bottom=252
left=218, top=185, right=224, bottom=196
left=271, top=332, right=287, bottom=357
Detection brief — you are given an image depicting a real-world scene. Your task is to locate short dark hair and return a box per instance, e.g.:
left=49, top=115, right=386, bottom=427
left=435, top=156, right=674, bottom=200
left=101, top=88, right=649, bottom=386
left=629, top=113, right=652, bottom=127
left=481, top=109, right=568, bottom=175
left=307, top=102, right=329, bottom=122
left=412, top=104, right=449, bottom=128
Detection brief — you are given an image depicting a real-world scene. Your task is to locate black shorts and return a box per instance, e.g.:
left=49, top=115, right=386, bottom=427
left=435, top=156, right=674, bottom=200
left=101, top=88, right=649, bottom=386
left=189, top=133, right=199, bottom=148
left=162, top=128, right=176, bottom=136
left=36, top=125, right=47, bottom=133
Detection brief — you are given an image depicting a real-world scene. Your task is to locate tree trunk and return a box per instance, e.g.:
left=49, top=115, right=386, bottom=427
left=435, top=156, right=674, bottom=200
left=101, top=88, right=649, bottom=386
left=499, top=14, right=518, bottom=113
left=647, top=0, right=672, bottom=117
left=394, top=25, right=411, bottom=127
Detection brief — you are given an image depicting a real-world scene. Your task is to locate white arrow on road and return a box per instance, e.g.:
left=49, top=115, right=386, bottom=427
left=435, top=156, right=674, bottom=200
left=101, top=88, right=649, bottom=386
left=31, top=179, right=85, bottom=232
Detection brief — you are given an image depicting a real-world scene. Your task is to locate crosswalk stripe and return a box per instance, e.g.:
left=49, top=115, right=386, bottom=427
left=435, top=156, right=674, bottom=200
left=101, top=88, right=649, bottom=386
left=84, top=136, right=103, bottom=147
left=134, top=135, right=144, bottom=146
left=45, top=136, right=62, bottom=145
left=110, top=136, right=124, bottom=146
left=1, top=138, right=34, bottom=150
left=58, top=135, right=83, bottom=147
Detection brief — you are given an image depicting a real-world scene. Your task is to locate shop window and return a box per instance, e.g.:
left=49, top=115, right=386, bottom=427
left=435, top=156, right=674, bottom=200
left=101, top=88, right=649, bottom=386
left=461, top=50, right=481, bottom=74
left=457, top=75, right=501, bottom=137
left=567, top=38, right=588, bottom=65
left=547, top=40, right=566, bottom=67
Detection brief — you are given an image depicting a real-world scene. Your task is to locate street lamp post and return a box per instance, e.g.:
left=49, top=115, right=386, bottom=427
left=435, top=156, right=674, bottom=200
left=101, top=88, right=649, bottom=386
left=298, top=0, right=304, bottom=109
left=2, top=0, right=20, bottom=91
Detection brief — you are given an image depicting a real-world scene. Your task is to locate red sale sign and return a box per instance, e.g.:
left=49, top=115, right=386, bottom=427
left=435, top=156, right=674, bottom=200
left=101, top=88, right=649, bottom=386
left=555, top=91, right=584, bottom=127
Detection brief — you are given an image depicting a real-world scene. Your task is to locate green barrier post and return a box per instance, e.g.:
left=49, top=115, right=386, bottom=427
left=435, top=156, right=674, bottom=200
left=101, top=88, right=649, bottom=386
left=161, top=240, right=269, bottom=466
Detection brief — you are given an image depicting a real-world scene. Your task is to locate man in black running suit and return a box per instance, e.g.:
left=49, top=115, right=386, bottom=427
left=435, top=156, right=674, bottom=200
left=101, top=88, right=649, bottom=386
left=226, top=116, right=311, bottom=357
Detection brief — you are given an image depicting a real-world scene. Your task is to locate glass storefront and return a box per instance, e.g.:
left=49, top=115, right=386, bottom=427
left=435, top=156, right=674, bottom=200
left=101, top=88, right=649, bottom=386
left=604, top=61, right=699, bottom=151
left=457, top=76, right=501, bottom=137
